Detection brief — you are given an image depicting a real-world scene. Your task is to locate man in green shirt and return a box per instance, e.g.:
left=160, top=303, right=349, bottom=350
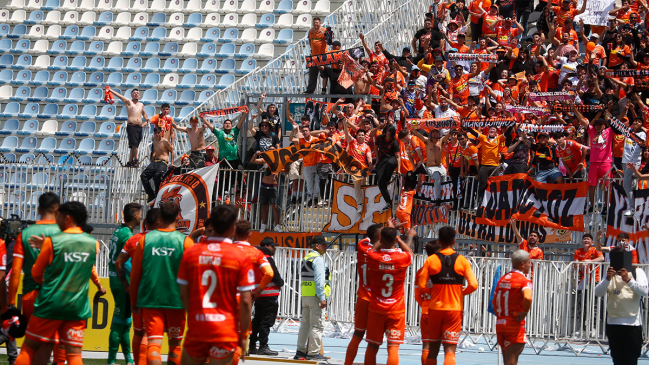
left=201, top=111, right=247, bottom=169
left=107, top=203, right=142, bottom=365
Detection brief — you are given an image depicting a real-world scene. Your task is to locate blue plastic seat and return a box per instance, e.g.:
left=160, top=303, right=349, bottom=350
left=140, top=73, right=159, bottom=88
left=89, top=174, right=110, bottom=189
left=181, top=12, right=200, bottom=27
left=196, top=73, right=216, bottom=89
left=216, top=74, right=235, bottom=89
left=256, top=13, right=275, bottom=27
left=161, top=58, right=179, bottom=73
left=0, top=24, right=9, bottom=38
left=10, top=86, right=31, bottom=101
left=87, top=56, right=105, bottom=71
left=60, top=25, right=80, bottom=40
left=4, top=172, right=27, bottom=189
left=159, top=89, right=176, bottom=104
left=64, top=87, right=85, bottom=103
left=198, top=58, right=217, bottom=73
left=177, top=106, right=193, bottom=120
left=56, top=120, right=77, bottom=135
left=77, top=155, right=92, bottom=166
left=95, top=121, right=118, bottom=138
left=197, top=43, right=216, bottom=58
left=97, top=104, right=116, bottom=120
left=84, top=41, right=104, bottom=55
left=140, top=57, right=160, bottom=72
left=176, top=90, right=194, bottom=105
left=147, top=13, right=166, bottom=27
left=28, top=86, right=48, bottom=101
left=17, top=102, right=38, bottom=118
left=93, top=139, right=115, bottom=155
left=28, top=70, right=48, bottom=85
left=8, top=24, right=27, bottom=38
left=77, top=104, right=96, bottom=120
left=106, top=57, right=126, bottom=72
left=49, top=55, right=68, bottom=70
left=19, top=154, right=35, bottom=164
left=39, top=155, right=54, bottom=164
left=215, top=43, right=235, bottom=57
left=139, top=42, right=159, bottom=56
left=148, top=26, right=166, bottom=41
left=47, top=71, right=68, bottom=86
left=237, top=59, right=256, bottom=74
left=42, top=0, right=60, bottom=10
left=274, top=0, right=292, bottom=13
left=0, top=102, right=20, bottom=117
left=218, top=28, right=238, bottom=42
left=18, top=119, right=39, bottom=135
left=54, top=137, right=76, bottom=153
left=77, top=26, right=96, bottom=41
left=58, top=103, right=78, bottom=119
left=216, top=58, right=235, bottom=74
left=66, top=71, right=86, bottom=86
left=235, top=43, right=255, bottom=58
left=65, top=40, right=86, bottom=55
left=102, top=73, right=122, bottom=88
left=123, top=72, right=141, bottom=87
left=274, top=28, right=293, bottom=43
left=47, top=40, right=68, bottom=54
left=15, top=136, right=37, bottom=152
left=177, top=73, right=197, bottom=89
left=84, top=71, right=104, bottom=86
left=11, top=39, right=30, bottom=54
left=140, top=89, right=157, bottom=104
left=26, top=172, right=50, bottom=189
left=0, top=136, right=18, bottom=152
left=0, top=54, right=13, bottom=69
left=36, top=103, right=57, bottom=118
left=130, top=26, right=149, bottom=41
left=159, top=42, right=178, bottom=56
left=115, top=106, right=128, bottom=120
left=95, top=12, right=114, bottom=26
left=81, top=87, right=102, bottom=103
left=75, top=121, right=96, bottom=136
left=1, top=153, right=16, bottom=164
left=0, top=70, right=13, bottom=84
left=26, top=10, right=44, bottom=24
left=12, top=55, right=32, bottom=70
left=200, top=28, right=220, bottom=42
left=0, top=119, right=19, bottom=133
left=196, top=90, right=213, bottom=105
left=46, top=86, right=68, bottom=102
left=67, top=56, right=86, bottom=71
left=73, top=139, right=94, bottom=154
left=122, top=41, right=141, bottom=56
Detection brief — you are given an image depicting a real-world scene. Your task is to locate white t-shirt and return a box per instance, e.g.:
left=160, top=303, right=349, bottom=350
left=557, top=56, right=578, bottom=85
left=434, top=105, right=458, bottom=136
left=468, top=71, right=486, bottom=96
left=623, top=130, right=646, bottom=164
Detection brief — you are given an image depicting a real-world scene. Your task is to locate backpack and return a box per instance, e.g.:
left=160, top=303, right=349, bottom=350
left=325, top=26, right=334, bottom=46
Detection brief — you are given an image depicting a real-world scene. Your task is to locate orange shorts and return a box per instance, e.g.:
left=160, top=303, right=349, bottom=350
left=496, top=328, right=527, bottom=349
left=183, top=339, right=237, bottom=361
left=22, top=290, right=38, bottom=321
left=142, top=308, right=186, bottom=341
left=354, top=298, right=370, bottom=332
left=420, top=313, right=430, bottom=342
left=427, top=310, right=462, bottom=344
left=25, top=316, right=86, bottom=347
left=133, top=310, right=144, bottom=332
left=365, top=311, right=405, bottom=345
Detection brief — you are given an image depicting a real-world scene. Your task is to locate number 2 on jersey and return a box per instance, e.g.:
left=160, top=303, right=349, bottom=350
left=202, top=270, right=218, bottom=308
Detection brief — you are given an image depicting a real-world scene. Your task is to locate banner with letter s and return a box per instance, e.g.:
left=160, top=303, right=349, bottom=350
left=475, top=173, right=588, bottom=231
left=456, top=211, right=573, bottom=243
left=324, top=180, right=394, bottom=233
left=249, top=231, right=321, bottom=248
left=606, top=183, right=649, bottom=263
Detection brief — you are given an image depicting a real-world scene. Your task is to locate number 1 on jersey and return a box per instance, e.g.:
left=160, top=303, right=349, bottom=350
left=495, top=290, right=509, bottom=316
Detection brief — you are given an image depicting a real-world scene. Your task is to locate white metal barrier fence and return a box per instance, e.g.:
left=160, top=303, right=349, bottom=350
left=273, top=247, right=649, bottom=356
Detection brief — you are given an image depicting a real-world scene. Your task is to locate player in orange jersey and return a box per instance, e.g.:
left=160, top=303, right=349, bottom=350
left=363, top=226, right=415, bottom=365
left=418, top=226, right=478, bottom=365
left=344, top=224, right=382, bottom=365
left=177, top=204, right=256, bottom=365
left=395, top=177, right=417, bottom=234
left=414, top=241, right=440, bottom=365
left=492, top=250, right=533, bottom=365
left=113, top=208, right=160, bottom=365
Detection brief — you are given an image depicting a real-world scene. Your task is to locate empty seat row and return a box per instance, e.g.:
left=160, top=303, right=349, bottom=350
left=0, top=119, right=119, bottom=139
left=0, top=104, right=195, bottom=121
left=0, top=172, right=112, bottom=192
left=0, top=136, right=116, bottom=155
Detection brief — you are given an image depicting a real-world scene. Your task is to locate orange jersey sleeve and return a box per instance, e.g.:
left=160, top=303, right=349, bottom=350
left=122, top=232, right=144, bottom=257
left=396, top=190, right=415, bottom=233
left=31, top=238, right=54, bottom=284
left=258, top=264, right=274, bottom=291
left=8, top=233, right=23, bottom=305
left=415, top=267, right=432, bottom=314
left=130, top=235, right=146, bottom=308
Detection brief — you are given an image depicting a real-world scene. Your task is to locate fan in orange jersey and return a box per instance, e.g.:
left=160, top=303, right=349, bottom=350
left=363, top=226, right=415, bottom=365
left=418, top=226, right=478, bottom=365
left=492, top=250, right=533, bottom=365
left=344, top=224, right=382, bottom=365
left=396, top=177, right=417, bottom=233
left=414, top=241, right=441, bottom=365
left=510, top=219, right=544, bottom=260
left=113, top=208, right=160, bottom=365
left=177, top=204, right=256, bottom=365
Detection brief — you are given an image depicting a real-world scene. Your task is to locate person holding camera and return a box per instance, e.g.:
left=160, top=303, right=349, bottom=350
left=595, top=251, right=648, bottom=365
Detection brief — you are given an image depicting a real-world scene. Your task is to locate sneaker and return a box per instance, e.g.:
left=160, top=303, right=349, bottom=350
left=294, top=351, right=308, bottom=360
left=260, top=224, right=267, bottom=233
left=318, top=199, right=325, bottom=207
left=321, top=88, right=327, bottom=94
left=248, top=346, right=257, bottom=355
left=257, top=346, right=278, bottom=356
left=303, top=90, right=314, bottom=94
left=291, top=196, right=297, bottom=205
left=624, top=209, right=636, bottom=216
left=313, top=197, right=319, bottom=206
left=307, top=354, right=328, bottom=361
left=273, top=224, right=283, bottom=232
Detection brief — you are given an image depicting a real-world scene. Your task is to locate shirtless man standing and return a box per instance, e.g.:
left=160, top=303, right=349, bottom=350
left=150, top=103, right=176, bottom=158
left=172, top=116, right=207, bottom=168
left=108, top=88, right=149, bottom=167
left=140, top=126, right=173, bottom=203
left=410, top=128, right=450, bottom=200
left=354, top=59, right=373, bottom=95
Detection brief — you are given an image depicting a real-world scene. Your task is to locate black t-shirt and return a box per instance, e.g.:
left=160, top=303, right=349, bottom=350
left=321, top=67, right=353, bottom=95
left=531, top=143, right=557, bottom=171
left=414, top=28, right=443, bottom=54
left=489, top=55, right=512, bottom=83
left=449, top=5, right=470, bottom=21
left=375, top=134, right=399, bottom=160
left=261, top=112, right=281, bottom=135
left=254, top=130, right=280, bottom=152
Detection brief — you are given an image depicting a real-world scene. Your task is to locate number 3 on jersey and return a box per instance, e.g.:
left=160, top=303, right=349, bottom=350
left=382, top=273, right=394, bottom=297
left=202, top=269, right=217, bottom=308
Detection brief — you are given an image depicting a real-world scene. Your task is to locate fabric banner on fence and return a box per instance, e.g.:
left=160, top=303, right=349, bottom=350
left=552, top=103, right=605, bottom=112
left=504, top=105, right=547, bottom=116
left=324, top=180, right=394, bottom=233
left=406, top=117, right=459, bottom=130
left=304, top=98, right=342, bottom=131
left=150, top=164, right=219, bottom=234
left=305, top=46, right=365, bottom=68
left=414, top=181, right=454, bottom=204
left=447, top=53, right=498, bottom=63
left=606, top=182, right=649, bottom=263
left=457, top=211, right=573, bottom=243
left=462, top=118, right=516, bottom=128
left=528, top=92, right=574, bottom=102
left=603, top=69, right=649, bottom=78
left=475, top=173, right=588, bottom=231
left=412, top=205, right=449, bottom=225
left=199, top=106, right=249, bottom=117
left=338, top=52, right=366, bottom=89
left=249, top=231, right=321, bottom=248
left=261, top=139, right=371, bottom=180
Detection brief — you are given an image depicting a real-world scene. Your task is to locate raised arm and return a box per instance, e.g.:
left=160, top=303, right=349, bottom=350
left=359, top=33, right=372, bottom=56
left=235, top=109, right=248, bottom=130
left=509, top=217, right=523, bottom=243
left=109, top=88, right=131, bottom=105
left=200, top=116, right=215, bottom=131
left=411, top=128, right=430, bottom=145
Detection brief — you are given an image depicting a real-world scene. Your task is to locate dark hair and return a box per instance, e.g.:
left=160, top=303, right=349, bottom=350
left=383, top=124, right=396, bottom=139
left=82, top=224, right=94, bottom=234
left=159, top=201, right=180, bottom=225
left=58, top=202, right=88, bottom=227
left=583, top=233, right=593, bottom=240
left=313, top=16, right=321, bottom=22
left=132, top=88, right=139, bottom=92
left=223, top=119, right=232, bottom=124
left=301, top=115, right=310, bottom=121
left=552, top=131, right=565, bottom=139
left=154, top=126, right=163, bottom=134
left=235, top=219, right=253, bottom=237
left=161, top=103, right=170, bottom=109
left=38, top=192, right=60, bottom=214
left=397, top=129, right=409, bottom=139
left=529, top=230, right=540, bottom=237
left=145, top=208, right=160, bottom=227
left=210, top=204, right=239, bottom=235
left=438, top=226, right=456, bottom=245
left=618, top=232, right=630, bottom=240
left=467, top=96, right=477, bottom=104
left=381, top=227, right=398, bottom=244
left=123, top=203, right=142, bottom=223
left=533, top=32, right=541, bottom=38
left=425, top=239, right=441, bottom=256
left=366, top=224, right=383, bottom=242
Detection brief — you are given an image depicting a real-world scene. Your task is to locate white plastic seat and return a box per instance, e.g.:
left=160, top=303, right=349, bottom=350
left=237, top=0, right=254, bottom=13
left=33, top=55, right=51, bottom=69
left=113, top=0, right=129, bottom=12
left=132, top=0, right=148, bottom=12
left=166, top=12, right=184, bottom=27
left=276, top=13, right=292, bottom=27
left=96, top=25, right=114, bottom=40
left=178, top=42, right=197, bottom=57
left=25, top=0, right=42, bottom=10
left=7, top=10, right=26, bottom=24
left=202, top=12, right=220, bottom=27
left=294, top=0, right=310, bottom=12
left=61, top=11, right=79, bottom=25
left=222, top=12, right=238, bottom=26
left=185, top=27, right=202, bottom=42
left=105, top=40, right=122, bottom=55
left=186, top=0, right=201, bottom=12
left=147, top=0, right=165, bottom=12
left=28, top=39, right=48, bottom=54
left=26, top=24, right=45, bottom=39
left=257, top=28, right=275, bottom=42
left=130, top=12, right=148, bottom=27
left=201, top=0, right=219, bottom=13
left=7, top=0, right=26, bottom=10
left=95, top=0, right=114, bottom=12
left=60, top=0, right=79, bottom=12
left=44, top=24, right=62, bottom=39
left=255, top=42, right=274, bottom=58
left=166, top=0, right=183, bottom=12
left=0, top=10, right=9, bottom=23
left=78, top=11, right=96, bottom=25
left=294, top=13, right=310, bottom=28
left=312, top=0, right=328, bottom=14
left=167, top=27, right=184, bottom=41
left=256, top=0, right=274, bottom=13
left=112, top=11, right=130, bottom=26
left=0, top=85, right=12, bottom=100
left=239, top=28, right=257, bottom=43
left=239, top=13, right=256, bottom=27
left=221, top=0, right=237, bottom=12
left=43, top=10, right=61, bottom=24
left=78, top=0, right=94, bottom=11
left=160, top=72, right=178, bottom=88
left=114, top=26, right=131, bottom=41
left=38, top=119, right=58, bottom=135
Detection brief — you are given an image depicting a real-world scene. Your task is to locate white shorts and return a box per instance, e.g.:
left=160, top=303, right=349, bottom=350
left=425, top=165, right=447, bottom=180
left=288, top=160, right=304, bottom=180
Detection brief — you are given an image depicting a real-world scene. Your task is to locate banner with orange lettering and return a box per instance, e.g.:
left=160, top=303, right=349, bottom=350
left=324, top=179, right=394, bottom=233
left=475, top=173, right=588, bottom=231
left=605, top=182, right=649, bottom=263
left=249, top=231, right=321, bottom=248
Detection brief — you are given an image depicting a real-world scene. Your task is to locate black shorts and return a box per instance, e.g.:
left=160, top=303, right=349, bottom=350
left=259, top=184, right=277, bottom=205
left=127, top=124, right=143, bottom=148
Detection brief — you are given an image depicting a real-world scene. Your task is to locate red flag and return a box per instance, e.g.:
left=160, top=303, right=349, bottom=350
left=104, top=85, right=114, bottom=104
left=338, top=53, right=366, bottom=89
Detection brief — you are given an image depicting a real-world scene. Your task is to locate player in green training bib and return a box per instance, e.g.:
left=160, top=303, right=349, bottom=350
left=107, top=203, right=142, bottom=365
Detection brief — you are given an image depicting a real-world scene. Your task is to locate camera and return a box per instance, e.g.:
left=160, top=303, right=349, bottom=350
left=0, top=214, right=35, bottom=243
